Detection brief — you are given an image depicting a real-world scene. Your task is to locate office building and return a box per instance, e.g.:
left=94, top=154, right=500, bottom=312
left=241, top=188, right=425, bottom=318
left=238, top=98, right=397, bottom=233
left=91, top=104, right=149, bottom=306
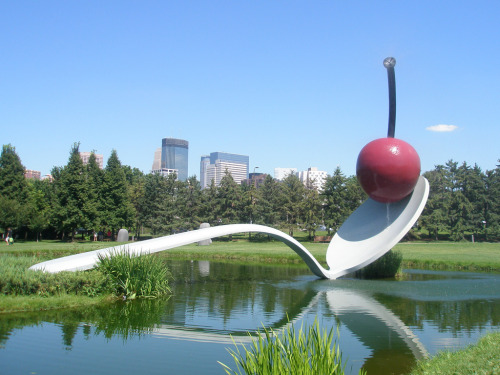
left=79, top=152, right=104, bottom=169
left=200, top=155, right=211, bottom=189
left=24, top=170, right=41, bottom=180
left=274, top=167, right=297, bottom=181
left=152, top=147, right=161, bottom=170
left=297, top=167, right=327, bottom=191
left=160, top=138, right=189, bottom=181
left=151, top=168, right=179, bottom=178
left=242, top=173, right=268, bottom=188
left=200, top=152, right=249, bottom=188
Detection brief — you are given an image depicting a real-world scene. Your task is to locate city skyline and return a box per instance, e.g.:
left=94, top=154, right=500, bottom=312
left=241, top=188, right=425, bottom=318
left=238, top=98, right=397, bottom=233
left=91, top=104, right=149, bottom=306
left=2, top=2, right=500, bottom=180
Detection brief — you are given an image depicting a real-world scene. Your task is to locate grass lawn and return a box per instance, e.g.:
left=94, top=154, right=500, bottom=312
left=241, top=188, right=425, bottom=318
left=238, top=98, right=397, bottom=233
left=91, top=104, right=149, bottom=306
left=394, top=241, right=500, bottom=271
left=2, top=237, right=499, bottom=272
left=409, top=331, right=500, bottom=375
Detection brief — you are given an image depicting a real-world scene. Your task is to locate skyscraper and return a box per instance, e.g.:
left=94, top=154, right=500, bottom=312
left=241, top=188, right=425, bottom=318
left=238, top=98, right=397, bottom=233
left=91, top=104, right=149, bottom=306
left=200, top=152, right=249, bottom=188
left=160, top=138, right=189, bottom=181
left=151, top=147, right=161, bottom=170
left=200, top=155, right=211, bottom=189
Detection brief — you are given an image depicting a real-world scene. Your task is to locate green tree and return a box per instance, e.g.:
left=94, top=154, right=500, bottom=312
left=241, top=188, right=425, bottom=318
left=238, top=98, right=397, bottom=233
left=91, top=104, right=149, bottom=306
left=101, top=150, right=134, bottom=238
left=181, top=176, right=204, bottom=230
left=322, top=167, right=349, bottom=235
left=25, top=179, right=51, bottom=241
left=344, top=176, right=366, bottom=214
left=280, top=174, right=306, bottom=236
left=52, top=143, right=88, bottom=241
left=0, top=144, right=27, bottom=201
left=0, top=144, right=27, bottom=233
left=202, top=179, right=219, bottom=226
left=484, top=160, right=500, bottom=240
left=216, top=171, right=242, bottom=227
left=84, top=152, right=104, bottom=234
left=128, top=173, right=146, bottom=239
left=140, top=173, right=165, bottom=235
left=422, top=166, right=449, bottom=240
left=303, top=185, right=322, bottom=240
left=459, top=163, right=487, bottom=238
left=256, top=175, right=282, bottom=227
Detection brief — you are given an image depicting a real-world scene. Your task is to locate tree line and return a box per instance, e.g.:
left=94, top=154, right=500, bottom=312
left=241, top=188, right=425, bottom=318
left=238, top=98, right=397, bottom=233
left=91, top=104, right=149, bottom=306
left=0, top=143, right=499, bottom=242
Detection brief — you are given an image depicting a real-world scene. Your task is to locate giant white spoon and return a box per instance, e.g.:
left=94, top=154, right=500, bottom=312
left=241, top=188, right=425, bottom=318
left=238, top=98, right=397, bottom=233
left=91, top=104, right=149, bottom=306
left=29, top=176, right=428, bottom=279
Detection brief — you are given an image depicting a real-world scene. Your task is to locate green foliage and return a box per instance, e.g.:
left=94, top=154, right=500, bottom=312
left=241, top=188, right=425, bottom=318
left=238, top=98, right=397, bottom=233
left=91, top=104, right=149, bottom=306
left=101, top=150, right=135, bottom=235
left=0, top=144, right=27, bottom=232
left=2, top=140, right=500, bottom=244
left=0, top=255, right=110, bottom=297
left=51, top=143, right=89, bottom=241
left=217, top=171, right=243, bottom=225
left=95, top=249, right=171, bottom=299
left=281, top=174, right=306, bottom=236
left=421, top=160, right=500, bottom=241
left=409, top=331, right=500, bottom=375
left=0, top=144, right=27, bottom=201
left=219, top=319, right=365, bottom=375
left=354, top=250, right=403, bottom=279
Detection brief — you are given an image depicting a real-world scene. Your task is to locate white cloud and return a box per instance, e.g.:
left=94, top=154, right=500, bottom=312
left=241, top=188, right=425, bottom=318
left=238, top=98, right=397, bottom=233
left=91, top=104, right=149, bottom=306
left=426, top=124, right=458, bottom=132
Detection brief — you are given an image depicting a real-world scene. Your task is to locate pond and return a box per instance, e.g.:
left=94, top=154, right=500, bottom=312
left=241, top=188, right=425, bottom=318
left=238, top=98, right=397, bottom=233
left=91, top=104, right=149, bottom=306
left=1, top=260, right=499, bottom=375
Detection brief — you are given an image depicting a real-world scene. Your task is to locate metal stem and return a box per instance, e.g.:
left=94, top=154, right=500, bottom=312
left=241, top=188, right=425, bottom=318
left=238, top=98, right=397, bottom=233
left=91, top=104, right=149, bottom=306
left=383, top=57, right=396, bottom=138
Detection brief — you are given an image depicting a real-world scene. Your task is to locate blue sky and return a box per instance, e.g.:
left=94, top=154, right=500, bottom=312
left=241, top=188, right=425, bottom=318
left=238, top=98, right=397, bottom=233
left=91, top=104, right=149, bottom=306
left=2, top=1, right=499, bottom=178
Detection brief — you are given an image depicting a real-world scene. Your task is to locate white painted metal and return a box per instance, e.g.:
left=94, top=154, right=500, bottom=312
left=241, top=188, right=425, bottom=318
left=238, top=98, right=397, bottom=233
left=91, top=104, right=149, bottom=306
left=29, top=177, right=429, bottom=279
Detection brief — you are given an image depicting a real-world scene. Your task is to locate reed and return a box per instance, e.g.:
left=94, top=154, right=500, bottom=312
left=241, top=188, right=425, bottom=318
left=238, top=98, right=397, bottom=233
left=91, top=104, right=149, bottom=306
left=219, top=319, right=365, bottom=375
left=95, top=249, right=171, bottom=299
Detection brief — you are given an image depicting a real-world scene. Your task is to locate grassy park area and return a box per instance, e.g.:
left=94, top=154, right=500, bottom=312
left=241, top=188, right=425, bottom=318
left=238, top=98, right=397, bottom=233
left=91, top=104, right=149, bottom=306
left=1, top=235, right=499, bottom=270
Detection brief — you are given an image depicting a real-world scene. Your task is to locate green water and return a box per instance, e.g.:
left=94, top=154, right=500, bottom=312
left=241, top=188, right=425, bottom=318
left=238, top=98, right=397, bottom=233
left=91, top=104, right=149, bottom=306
left=1, top=261, right=499, bottom=375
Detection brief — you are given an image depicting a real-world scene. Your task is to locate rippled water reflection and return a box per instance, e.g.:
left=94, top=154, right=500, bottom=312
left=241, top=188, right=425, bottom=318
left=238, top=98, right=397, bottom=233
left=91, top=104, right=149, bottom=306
left=1, top=261, right=499, bottom=375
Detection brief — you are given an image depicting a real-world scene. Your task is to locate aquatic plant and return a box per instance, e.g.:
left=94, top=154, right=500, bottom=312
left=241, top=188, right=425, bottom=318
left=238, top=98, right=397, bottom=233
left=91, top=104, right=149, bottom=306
left=95, top=249, right=171, bottom=299
left=219, top=319, right=365, bottom=375
left=355, top=249, right=403, bottom=279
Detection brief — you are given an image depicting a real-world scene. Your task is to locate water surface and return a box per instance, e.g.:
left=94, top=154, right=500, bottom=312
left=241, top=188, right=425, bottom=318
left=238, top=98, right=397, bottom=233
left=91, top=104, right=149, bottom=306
left=1, top=261, right=498, bottom=374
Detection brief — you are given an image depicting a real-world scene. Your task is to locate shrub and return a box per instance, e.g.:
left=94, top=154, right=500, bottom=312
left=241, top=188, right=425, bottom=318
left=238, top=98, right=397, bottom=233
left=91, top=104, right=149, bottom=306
left=219, top=319, right=365, bottom=375
left=95, top=249, right=171, bottom=299
left=355, top=249, right=403, bottom=279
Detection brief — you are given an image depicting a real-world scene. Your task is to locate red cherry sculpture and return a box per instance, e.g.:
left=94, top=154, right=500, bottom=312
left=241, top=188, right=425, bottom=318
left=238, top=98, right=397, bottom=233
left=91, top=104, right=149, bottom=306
left=356, top=137, right=420, bottom=203
left=356, top=57, right=421, bottom=203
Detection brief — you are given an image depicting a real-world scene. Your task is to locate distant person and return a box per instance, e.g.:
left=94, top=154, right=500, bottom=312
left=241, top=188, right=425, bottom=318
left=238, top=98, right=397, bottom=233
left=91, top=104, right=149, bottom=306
left=5, top=227, right=12, bottom=245
left=93, top=231, right=97, bottom=241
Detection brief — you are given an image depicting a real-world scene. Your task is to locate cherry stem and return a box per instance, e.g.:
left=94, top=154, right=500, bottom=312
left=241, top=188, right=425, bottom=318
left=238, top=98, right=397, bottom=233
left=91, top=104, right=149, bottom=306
left=384, top=57, right=396, bottom=138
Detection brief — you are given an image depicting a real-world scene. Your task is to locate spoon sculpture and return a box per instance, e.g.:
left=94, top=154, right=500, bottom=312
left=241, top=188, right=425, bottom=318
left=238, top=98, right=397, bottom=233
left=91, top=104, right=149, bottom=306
left=30, top=58, right=429, bottom=279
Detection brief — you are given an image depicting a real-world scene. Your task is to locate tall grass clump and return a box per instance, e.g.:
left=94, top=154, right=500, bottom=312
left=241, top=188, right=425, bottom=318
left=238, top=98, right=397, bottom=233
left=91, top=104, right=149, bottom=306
left=355, top=249, right=403, bottom=279
left=219, top=319, right=365, bottom=375
left=95, top=249, right=171, bottom=299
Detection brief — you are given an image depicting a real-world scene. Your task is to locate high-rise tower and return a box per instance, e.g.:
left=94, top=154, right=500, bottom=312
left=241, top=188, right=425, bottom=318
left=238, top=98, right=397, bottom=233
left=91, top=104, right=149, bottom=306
left=161, top=138, right=189, bottom=181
